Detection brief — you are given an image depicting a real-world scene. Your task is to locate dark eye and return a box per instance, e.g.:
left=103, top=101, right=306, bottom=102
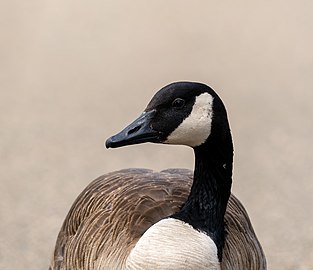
left=172, top=98, right=185, bottom=109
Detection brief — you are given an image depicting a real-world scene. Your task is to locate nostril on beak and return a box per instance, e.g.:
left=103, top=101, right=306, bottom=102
left=127, top=125, right=142, bottom=136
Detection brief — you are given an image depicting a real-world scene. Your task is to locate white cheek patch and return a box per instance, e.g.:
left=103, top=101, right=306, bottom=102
left=165, top=93, right=214, bottom=147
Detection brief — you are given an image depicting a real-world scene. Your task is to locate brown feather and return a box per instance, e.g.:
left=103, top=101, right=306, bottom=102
left=50, top=168, right=266, bottom=270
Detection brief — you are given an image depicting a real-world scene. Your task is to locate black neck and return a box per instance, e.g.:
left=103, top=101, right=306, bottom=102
left=172, top=135, right=233, bottom=261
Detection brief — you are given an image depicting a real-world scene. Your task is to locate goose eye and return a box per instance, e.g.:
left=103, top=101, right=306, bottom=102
left=172, top=98, right=185, bottom=109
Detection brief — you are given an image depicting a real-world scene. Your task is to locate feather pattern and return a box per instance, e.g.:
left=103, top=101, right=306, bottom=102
left=50, top=168, right=266, bottom=270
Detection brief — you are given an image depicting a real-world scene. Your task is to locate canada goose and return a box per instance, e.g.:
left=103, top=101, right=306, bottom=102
left=50, top=82, right=266, bottom=270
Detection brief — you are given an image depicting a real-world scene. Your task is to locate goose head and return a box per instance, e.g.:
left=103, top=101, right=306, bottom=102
left=106, top=82, right=232, bottom=155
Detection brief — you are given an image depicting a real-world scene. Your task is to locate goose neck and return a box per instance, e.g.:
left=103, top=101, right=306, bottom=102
left=173, top=141, right=233, bottom=261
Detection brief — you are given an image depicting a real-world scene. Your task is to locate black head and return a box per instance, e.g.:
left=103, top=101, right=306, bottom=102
left=105, top=82, right=231, bottom=150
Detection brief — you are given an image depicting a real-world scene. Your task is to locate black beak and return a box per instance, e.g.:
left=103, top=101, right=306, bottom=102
left=105, top=110, right=161, bottom=148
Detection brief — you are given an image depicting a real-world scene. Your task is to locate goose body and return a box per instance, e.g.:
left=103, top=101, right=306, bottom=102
left=50, top=82, right=266, bottom=269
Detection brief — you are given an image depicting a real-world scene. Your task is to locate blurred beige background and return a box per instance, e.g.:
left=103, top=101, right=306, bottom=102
left=1, top=1, right=313, bottom=269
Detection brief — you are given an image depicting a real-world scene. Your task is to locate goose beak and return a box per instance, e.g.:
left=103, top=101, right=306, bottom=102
left=105, top=110, right=160, bottom=148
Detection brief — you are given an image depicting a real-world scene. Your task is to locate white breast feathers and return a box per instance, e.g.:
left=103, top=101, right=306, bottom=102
left=125, top=218, right=220, bottom=270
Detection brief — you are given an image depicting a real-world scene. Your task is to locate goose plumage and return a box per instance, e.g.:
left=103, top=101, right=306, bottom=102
left=50, top=82, right=266, bottom=270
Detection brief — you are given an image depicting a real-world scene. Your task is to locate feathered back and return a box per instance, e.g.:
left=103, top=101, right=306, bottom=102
left=50, top=169, right=266, bottom=270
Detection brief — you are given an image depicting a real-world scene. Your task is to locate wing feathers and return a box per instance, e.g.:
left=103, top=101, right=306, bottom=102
left=50, top=169, right=266, bottom=270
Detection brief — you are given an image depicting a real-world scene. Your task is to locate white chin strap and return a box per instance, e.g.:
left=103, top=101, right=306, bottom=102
left=165, top=93, right=214, bottom=147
